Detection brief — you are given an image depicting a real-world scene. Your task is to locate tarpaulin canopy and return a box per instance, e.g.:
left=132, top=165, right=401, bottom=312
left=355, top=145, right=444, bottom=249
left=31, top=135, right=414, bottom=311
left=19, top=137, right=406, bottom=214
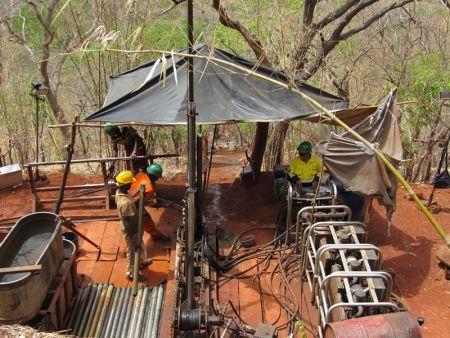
left=304, top=106, right=377, bottom=127
left=85, top=44, right=348, bottom=125
left=318, top=89, right=403, bottom=206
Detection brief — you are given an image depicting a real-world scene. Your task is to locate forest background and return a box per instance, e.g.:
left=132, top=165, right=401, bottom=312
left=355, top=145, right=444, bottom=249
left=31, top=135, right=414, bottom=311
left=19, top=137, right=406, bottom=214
left=0, top=0, right=448, bottom=181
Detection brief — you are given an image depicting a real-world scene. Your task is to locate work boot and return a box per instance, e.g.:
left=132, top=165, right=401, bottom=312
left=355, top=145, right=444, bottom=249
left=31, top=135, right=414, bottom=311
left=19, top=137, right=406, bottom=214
left=126, top=271, right=146, bottom=282
left=139, top=258, right=154, bottom=269
left=151, top=233, right=171, bottom=242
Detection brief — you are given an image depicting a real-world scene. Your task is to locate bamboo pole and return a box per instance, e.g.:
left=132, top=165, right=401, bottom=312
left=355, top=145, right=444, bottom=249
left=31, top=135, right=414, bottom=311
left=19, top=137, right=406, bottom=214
left=132, top=184, right=145, bottom=296
left=74, top=47, right=447, bottom=246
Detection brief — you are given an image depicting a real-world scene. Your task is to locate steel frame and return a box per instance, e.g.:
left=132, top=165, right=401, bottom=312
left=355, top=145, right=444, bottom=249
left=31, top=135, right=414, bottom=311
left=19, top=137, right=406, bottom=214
left=298, top=207, right=399, bottom=337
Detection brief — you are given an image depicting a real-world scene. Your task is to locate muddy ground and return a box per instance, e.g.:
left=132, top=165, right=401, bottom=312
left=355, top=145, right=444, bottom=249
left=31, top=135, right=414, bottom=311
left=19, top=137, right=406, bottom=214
left=0, top=150, right=449, bottom=337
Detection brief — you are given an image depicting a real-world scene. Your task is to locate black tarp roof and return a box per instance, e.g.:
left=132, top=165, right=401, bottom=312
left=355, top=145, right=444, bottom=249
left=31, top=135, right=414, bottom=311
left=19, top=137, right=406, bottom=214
left=85, top=45, right=348, bottom=125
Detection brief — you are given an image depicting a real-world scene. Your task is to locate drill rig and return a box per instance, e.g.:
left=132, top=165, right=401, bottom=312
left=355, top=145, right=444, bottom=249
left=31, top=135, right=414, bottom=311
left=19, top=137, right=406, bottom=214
left=170, top=2, right=422, bottom=336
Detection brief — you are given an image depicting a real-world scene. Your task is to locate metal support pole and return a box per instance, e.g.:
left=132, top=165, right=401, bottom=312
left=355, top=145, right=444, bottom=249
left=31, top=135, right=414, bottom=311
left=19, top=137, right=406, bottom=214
left=188, top=0, right=194, bottom=101
left=185, top=0, right=196, bottom=310
left=186, top=104, right=196, bottom=309
left=196, top=133, right=203, bottom=240
left=55, top=116, right=78, bottom=214
left=34, top=94, right=40, bottom=178
left=26, top=153, right=179, bottom=167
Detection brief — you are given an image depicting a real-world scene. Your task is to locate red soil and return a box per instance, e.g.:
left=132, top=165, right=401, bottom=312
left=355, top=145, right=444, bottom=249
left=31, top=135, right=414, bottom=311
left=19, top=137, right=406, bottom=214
left=0, top=151, right=449, bottom=337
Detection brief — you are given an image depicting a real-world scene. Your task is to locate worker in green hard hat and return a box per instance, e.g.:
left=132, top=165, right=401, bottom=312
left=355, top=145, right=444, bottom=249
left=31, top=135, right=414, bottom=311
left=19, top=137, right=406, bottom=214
left=129, top=163, right=170, bottom=242
left=105, top=122, right=148, bottom=176
left=289, top=141, right=322, bottom=189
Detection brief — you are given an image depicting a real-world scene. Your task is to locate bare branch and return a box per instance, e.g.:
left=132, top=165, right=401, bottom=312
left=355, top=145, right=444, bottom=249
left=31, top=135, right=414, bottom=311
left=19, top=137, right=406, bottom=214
left=293, top=0, right=369, bottom=72
left=211, top=0, right=270, bottom=66
left=341, top=0, right=416, bottom=40
left=330, top=0, right=379, bottom=41
left=27, top=1, right=53, bottom=38
left=316, top=0, right=360, bottom=29
left=303, top=0, right=318, bottom=29
left=299, top=0, right=418, bottom=79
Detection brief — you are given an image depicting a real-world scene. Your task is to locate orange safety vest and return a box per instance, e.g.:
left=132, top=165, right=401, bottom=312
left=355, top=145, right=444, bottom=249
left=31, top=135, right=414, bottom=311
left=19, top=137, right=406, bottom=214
left=129, top=172, right=155, bottom=202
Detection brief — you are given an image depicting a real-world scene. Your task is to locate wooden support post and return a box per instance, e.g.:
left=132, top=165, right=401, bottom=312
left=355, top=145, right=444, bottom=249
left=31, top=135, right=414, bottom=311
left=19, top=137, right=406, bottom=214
left=55, top=116, right=78, bottom=214
left=100, top=162, right=111, bottom=210
left=27, top=165, right=39, bottom=212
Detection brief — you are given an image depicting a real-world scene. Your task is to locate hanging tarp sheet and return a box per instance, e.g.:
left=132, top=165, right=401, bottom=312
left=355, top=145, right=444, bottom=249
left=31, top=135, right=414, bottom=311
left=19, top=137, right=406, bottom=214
left=318, top=89, right=403, bottom=206
left=304, top=106, right=377, bottom=127
left=85, top=44, right=348, bottom=125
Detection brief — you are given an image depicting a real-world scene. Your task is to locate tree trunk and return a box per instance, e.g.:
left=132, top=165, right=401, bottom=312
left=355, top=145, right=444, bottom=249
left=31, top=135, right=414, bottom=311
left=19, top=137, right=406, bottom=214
left=251, top=122, right=269, bottom=175
left=267, top=122, right=289, bottom=169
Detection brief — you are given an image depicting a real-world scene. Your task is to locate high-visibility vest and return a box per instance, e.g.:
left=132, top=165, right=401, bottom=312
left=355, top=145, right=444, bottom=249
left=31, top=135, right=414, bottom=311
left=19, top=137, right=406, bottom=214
left=129, top=172, right=155, bottom=202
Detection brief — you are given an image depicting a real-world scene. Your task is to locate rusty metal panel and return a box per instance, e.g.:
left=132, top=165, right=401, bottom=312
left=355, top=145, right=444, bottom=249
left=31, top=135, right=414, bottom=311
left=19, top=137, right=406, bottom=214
left=0, top=164, right=22, bottom=190
left=325, top=312, right=422, bottom=338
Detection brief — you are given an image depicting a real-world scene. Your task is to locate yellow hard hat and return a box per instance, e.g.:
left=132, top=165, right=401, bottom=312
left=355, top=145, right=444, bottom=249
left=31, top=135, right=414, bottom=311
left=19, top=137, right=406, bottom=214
left=115, top=170, right=136, bottom=186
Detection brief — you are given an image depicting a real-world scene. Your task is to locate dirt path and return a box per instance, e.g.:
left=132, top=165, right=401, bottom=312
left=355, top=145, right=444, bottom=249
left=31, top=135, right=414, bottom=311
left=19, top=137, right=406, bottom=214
left=369, top=187, right=450, bottom=337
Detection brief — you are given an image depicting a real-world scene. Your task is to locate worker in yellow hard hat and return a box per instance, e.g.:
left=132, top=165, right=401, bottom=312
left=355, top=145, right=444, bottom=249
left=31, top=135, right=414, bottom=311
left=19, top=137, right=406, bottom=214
left=115, top=170, right=153, bottom=281
left=289, top=141, right=322, bottom=190
left=129, top=163, right=170, bottom=241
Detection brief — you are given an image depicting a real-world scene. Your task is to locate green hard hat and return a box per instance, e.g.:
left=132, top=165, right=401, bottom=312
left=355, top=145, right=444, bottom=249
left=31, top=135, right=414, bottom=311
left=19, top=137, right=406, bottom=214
left=147, top=163, right=163, bottom=178
left=297, top=141, right=312, bottom=155
left=104, top=122, right=119, bottom=136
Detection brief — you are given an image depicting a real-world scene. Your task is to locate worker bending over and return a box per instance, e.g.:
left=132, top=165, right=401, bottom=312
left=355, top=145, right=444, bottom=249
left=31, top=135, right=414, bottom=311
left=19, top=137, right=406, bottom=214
left=105, top=123, right=148, bottom=174
left=129, top=163, right=170, bottom=242
left=289, top=141, right=322, bottom=190
left=115, top=170, right=153, bottom=281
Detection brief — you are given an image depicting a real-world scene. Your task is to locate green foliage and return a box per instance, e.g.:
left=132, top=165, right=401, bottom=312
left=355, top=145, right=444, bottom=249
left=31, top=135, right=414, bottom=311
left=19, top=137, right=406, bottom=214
left=11, top=6, right=41, bottom=46
left=213, top=25, right=248, bottom=55
left=398, top=52, right=449, bottom=155
left=336, top=40, right=357, bottom=59
left=400, top=52, right=449, bottom=128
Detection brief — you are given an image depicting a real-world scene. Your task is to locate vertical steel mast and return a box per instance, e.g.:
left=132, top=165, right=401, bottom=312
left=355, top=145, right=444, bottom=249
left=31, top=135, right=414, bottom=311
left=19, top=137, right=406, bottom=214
left=186, top=0, right=196, bottom=310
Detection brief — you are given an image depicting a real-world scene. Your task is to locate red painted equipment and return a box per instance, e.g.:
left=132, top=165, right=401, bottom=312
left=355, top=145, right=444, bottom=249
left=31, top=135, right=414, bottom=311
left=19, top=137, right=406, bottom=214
left=325, top=312, right=422, bottom=338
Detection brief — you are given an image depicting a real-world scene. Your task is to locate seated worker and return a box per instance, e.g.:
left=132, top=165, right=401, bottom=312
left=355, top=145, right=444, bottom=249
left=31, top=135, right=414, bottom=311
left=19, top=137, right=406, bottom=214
left=129, top=163, right=170, bottom=242
left=105, top=123, right=148, bottom=174
left=289, top=141, right=322, bottom=190
left=115, top=170, right=153, bottom=281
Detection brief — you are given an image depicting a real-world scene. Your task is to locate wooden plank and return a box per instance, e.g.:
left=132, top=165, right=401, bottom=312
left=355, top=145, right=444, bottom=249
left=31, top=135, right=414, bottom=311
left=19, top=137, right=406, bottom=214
left=145, top=260, right=169, bottom=288
left=77, top=221, right=107, bottom=261
left=90, top=261, right=115, bottom=283
left=159, top=248, right=177, bottom=338
left=35, top=184, right=105, bottom=192
left=99, top=220, right=121, bottom=261
left=0, top=264, right=42, bottom=274
left=109, top=258, right=129, bottom=287
left=77, top=260, right=95, bottom=287
left=40, top=195, right=106, bottom=203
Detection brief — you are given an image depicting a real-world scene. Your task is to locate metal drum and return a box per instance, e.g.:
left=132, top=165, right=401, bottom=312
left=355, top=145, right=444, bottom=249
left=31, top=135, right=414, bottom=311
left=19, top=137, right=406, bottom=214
left=325, top=312, right=422, bottom=338
left=0, top=212, right=64, bottom=323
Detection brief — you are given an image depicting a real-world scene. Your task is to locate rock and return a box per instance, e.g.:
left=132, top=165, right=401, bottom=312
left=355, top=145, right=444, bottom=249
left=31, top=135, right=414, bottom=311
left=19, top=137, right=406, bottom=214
left=429, top=204, right=442, bottom=214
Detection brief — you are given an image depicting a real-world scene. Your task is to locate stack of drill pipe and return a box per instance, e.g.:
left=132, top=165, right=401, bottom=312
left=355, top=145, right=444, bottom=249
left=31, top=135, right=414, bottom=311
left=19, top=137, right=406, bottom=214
left=66, top=283, right=164, bottom=338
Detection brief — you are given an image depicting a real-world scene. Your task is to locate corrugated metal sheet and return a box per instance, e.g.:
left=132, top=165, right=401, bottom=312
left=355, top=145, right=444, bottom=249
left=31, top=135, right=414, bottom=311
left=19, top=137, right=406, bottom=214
left=65, top=283, right=164, bottom=338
